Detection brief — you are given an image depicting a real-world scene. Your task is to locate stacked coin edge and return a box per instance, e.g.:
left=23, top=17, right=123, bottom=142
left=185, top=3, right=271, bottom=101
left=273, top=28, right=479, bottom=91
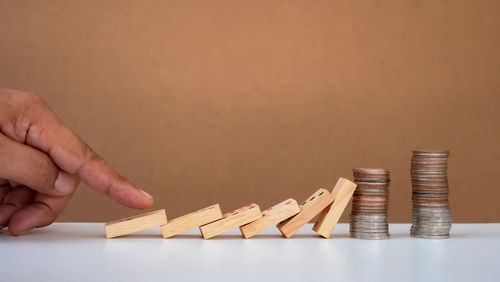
left=410, top=150, right=452, bottom=239
left=350, top=168, right=390, bottom=240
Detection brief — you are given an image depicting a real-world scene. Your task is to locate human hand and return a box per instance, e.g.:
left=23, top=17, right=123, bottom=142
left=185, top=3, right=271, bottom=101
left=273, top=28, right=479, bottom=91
left=0, top=88, right=153, bottom=235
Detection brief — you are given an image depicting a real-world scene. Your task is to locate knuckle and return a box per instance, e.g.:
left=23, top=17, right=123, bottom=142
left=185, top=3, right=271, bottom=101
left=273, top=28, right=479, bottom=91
left=78, top=143, right=102, bottom=176
left=11, top=111, right=34, bottom=143
left=3, top=91, right=47, bottom=119
left=35, top=153, right=57, bottom=180
left=20, top=91, right=45, bottom=104
left=13, top=104, right=36, bottom=129
left=82, top=144, right=101, bottom=165
left=2, top=93, right=38, bottom=129
left=33, top=201, right=57, bottom=226
left=0, top=89, right=49, bottom=141
left=36, top=201, right=54, bottom=215
left=83, top=143, right=97, bottom=158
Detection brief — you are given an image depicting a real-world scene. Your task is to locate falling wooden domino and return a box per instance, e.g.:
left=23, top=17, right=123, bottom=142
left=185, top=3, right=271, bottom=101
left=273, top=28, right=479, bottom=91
left=161, top=204, right=223, bottom=238
left=240, top=198, right=300, bottom=239
left=104, top=209, right=167, bottom=239
left=199, top=203, right=262, bottom=239
left=312, top=178, right=357, bottom=238
left=277, top=188, right=334, bottom=238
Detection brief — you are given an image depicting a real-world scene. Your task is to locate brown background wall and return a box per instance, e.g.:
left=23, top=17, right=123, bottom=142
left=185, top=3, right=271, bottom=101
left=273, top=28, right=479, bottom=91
left=1, top=0, right=499, bottom=223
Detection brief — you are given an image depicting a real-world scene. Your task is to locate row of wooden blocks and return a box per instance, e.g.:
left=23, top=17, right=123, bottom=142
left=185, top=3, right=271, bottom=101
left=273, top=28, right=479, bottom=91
left=105, top=178, right=357, bottom=239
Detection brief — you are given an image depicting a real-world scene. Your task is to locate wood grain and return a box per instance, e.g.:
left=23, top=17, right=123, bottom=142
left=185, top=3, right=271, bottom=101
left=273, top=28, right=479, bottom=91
left=312, top=178, right=357, bottom=238
left=199, top=203, right=262, bottom=239
left=161, top=204, right=223, bottom=238
left=240, top=198, right=300, bottom=239
left=277, top=188, right=334, bottom=238
left=104, top=209, right=167, bottom=239
left=161, top=204, right=222, bottom=238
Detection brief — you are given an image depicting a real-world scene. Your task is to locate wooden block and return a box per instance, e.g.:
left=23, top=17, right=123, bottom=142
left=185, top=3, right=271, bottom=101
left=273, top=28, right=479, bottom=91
left=240, top=198, right=300, bottom=239
left=276, top=188, right=334, bottom=238
left=313, top=178, right=357, bottom=238
left=199, top=203, right=262, bottom=239
left=161, top=204, right=223, bottom=238
left=104, top=209, right=167, bottom=239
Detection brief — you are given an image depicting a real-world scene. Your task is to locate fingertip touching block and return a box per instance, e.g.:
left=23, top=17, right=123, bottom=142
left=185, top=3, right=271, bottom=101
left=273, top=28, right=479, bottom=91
left=240, top=198, right=300, bottom=239
left=161, top=204, right=223, bottom=238
left=277, top=188, right=334, bottom=238
left=313, top=178, right=357, bottom=238
left=199, top=203, right=262, bottom=239
left=104, top=209, right=167, bottom=239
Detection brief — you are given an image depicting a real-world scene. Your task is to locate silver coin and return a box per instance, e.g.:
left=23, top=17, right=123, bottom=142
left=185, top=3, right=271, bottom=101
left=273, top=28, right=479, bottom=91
left=412, top=212, right=452, bottom=217
left=350, top=225, right=389, bottom=229
left=412, top=218, right=452, bottom=223
left=413, top=209, right=451, bottom=215
left=411, top=223, right=452, bottom=228
left=411, top=232, right=450, bottom=237
left=410, top=150, right=451, bottom=239
left=412, top=220, right=452, bottom=224
left=351, top=219, right=388, bottom=223
left=411, top=226, right=451, bottom=232
left=351, top=233, right=390, bottom=240
left=350, top=220, right=389, bottom=225
left=350, top=228, right=389, bottom=233
left=410, top=233, right=449, bottom=239
left=350, top=225, right=388, bottom=228
left=351, top=215, right=388, bottom=220
left=411, top=227, right=451, bottom=233
left=351, top=224, right=389, bottom=227
left=351, top=220, right=388, bottom=224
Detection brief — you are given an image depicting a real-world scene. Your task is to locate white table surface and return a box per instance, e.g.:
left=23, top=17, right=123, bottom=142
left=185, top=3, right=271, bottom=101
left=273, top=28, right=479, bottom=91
left=1, top=223, right=499, bottom=282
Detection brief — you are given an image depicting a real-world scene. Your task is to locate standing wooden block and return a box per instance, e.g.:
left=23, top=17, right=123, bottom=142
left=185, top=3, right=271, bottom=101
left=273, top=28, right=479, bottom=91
left=161, top=204, right=223, bottom=238
left=240, top=198, right=300, bottom=239
left=313, top=178, right=357, bottom=238
left=277, top=188, right=334, bottom=238
left=199, top=203, right=262, bottom=239
left=104, top=209, right=167, bottom=239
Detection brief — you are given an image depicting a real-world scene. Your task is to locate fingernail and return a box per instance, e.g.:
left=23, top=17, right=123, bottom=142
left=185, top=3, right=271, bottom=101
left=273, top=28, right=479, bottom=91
left=55, top=171, right=77, bottom=195
left=139, top=189, right=153, bottom=199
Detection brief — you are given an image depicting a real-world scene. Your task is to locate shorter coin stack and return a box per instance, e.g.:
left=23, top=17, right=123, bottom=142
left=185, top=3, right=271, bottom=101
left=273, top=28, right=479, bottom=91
left=411, top=150, right=452, bottom=239
left=350, top=168, right=390, bottom=240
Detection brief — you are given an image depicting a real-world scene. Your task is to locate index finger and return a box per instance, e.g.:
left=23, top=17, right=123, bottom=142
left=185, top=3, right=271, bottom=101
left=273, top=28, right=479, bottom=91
left=1, top=90, right=153, bottom=209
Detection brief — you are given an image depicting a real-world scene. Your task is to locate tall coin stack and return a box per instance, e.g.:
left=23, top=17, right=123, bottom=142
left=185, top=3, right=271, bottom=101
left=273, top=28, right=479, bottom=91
left=410, top=150, right=452, bottom=239
left=350, top=168, right=390, bottom=240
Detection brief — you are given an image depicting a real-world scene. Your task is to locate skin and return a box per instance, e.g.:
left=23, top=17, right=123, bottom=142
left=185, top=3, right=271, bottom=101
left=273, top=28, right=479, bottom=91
left=0, top=88, right=153, bottom=235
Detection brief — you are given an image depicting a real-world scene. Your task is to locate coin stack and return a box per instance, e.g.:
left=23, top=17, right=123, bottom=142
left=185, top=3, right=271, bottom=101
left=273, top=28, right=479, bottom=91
left=350, top=168, right=390, bottom=240
left=410, top=150, right=452, bottom=239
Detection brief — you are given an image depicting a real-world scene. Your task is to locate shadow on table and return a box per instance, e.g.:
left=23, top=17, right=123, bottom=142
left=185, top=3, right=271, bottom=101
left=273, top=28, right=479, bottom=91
left=2, top=225, right=494, bottom=242
left=196, top=233, right=352, bottom=240
left=387, top=232, right=494, bottom=240
left=0, top=227, right=103, bottom=243
left=170, top=234, right=203, bottom=240
left=117, top=234, right=163, bottom=239
left=327, top=233, right=351, bottom=239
